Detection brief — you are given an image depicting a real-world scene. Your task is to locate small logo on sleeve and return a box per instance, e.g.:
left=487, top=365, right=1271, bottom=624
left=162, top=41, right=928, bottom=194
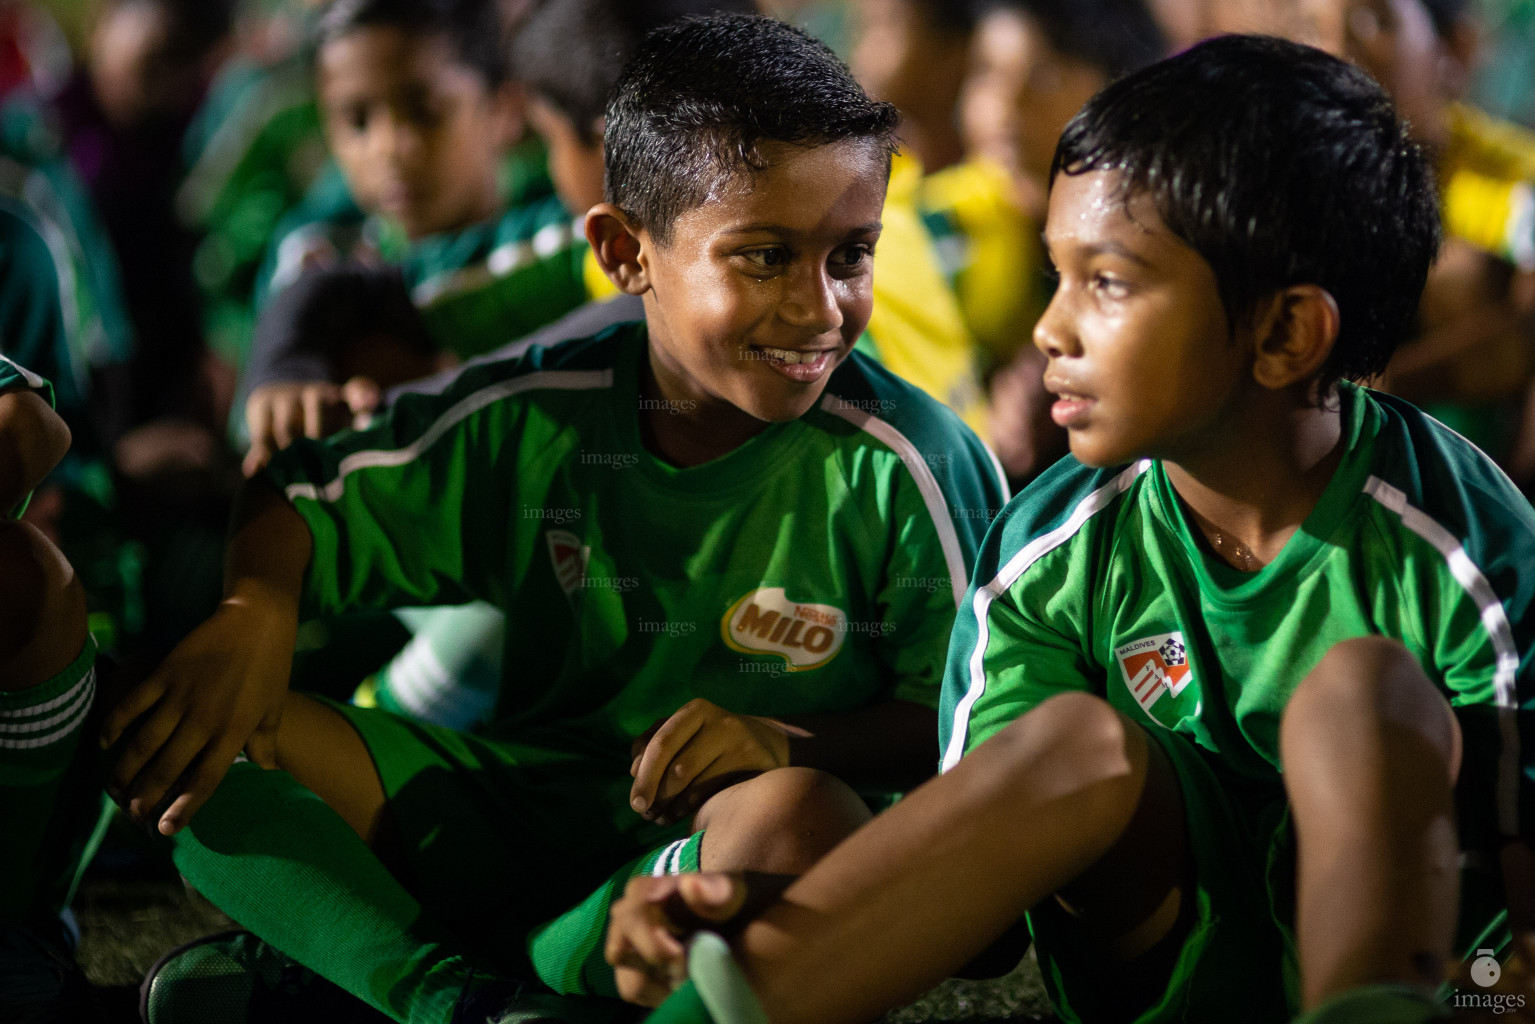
left=546, top=529, right=590, bottom=596
left=1114, top=632, right=1193, bottom=715
left=722, top=587, right=847, bottom=671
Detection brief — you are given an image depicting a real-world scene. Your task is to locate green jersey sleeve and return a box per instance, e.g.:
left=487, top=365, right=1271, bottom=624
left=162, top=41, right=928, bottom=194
left=0, top=352, right=55, bottom=519
left=261, top=354, right=548, bottom=616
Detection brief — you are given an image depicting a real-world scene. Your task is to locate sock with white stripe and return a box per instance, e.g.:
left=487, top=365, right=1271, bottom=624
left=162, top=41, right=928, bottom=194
left=527, top=832, right=703, bottom=997
left=0, top=636, right=103, bottom=924
left=169, top=760, right=480, bottom=1023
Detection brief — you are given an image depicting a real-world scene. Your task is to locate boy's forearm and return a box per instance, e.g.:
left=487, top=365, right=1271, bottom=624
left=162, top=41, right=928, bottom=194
left=782, top=700, right=937, bottom=792
left=223, top=477, right=314, bottom=612
left=0, top=389, right=70, bottom=511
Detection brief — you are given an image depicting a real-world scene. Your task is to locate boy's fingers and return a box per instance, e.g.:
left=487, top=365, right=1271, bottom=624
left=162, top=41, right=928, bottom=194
left=106, top=701, right=180, bottom=797
left=124, top=726, right=209, bottom=822
left=677, top=873, right=747, bottom=922
left=241, top=441, right=274, bottom=478
left=301, top=385, right=333, bottom=439
left=101, top=674, right=166, bottom=749
left=158, top=737, right=244, bottom=835
left=271, top=398, right=302, bottom=450
left=631, top=719, right=665, bottom=761
left=631, top=713, right=703, bottom=815
left=652, top=736, right=718, bottom=810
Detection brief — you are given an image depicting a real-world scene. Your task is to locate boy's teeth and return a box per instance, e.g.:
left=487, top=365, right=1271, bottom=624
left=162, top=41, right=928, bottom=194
left=762, top=346, right=805, bottom=364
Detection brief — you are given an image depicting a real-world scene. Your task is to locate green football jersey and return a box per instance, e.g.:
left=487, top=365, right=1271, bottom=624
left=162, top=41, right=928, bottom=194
left=264, top=322, right=1008, bottom=774
left=940, top=382, right=1535, bottom=852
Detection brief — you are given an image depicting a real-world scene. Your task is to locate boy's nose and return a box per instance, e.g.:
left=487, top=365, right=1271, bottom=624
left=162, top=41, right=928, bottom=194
left=780, top=267, right=844, bottom=335
left=1032, top=294, right=1076, bottom=358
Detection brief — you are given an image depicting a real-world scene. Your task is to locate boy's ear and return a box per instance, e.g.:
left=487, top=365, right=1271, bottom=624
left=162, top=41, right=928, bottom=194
left=1250, top=285, right=1340, bottom=390
left=585, top=204, right=650, bottom=295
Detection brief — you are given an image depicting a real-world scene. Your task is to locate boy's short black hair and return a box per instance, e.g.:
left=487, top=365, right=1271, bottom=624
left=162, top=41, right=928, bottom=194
left=1052, top=34, right=1441, bottom=385
left=315, top=0, right=509, bottom=88
left=976, top=0, right=1166, bottom=80
left=604, top=14, right=900, bottom=245
left=511, top=0, right=757, bottom=143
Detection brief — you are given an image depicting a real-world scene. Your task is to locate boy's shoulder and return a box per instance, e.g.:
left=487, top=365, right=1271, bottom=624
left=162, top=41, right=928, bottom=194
left=815, top=349, right=1004, bottom=481
left=1358, top=386, right=1535, bottom=551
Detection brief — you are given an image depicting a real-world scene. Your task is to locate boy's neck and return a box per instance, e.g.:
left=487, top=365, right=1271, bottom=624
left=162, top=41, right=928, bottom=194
left=1162, top=390, right=1345, bottom=571
left=638, top=348, right=769, bottom=468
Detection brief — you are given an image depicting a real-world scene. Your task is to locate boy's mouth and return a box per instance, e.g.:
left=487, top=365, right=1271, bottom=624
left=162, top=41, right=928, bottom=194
left=753, top=345, right=837, bottom=384
left=1044, top=376, right=1095, bottom=428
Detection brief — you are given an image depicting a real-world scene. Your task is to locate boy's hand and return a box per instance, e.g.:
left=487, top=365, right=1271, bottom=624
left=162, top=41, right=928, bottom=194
left=629, top=698, right=808, bottom=825
left=243, top=377, right=382, bottom=476
left=606, top=872, right=747, bottom=1006
left=100, top=592, right=296, bottom=835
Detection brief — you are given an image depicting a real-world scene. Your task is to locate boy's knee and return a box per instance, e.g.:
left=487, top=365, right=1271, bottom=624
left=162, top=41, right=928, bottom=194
left=990, top=691, right=1145, bottom=796
left=1281, top=637, right=1459, bottom=776
left=695, top=766, right=871, bottom=874
left=0, top=519, right=87, bottom=691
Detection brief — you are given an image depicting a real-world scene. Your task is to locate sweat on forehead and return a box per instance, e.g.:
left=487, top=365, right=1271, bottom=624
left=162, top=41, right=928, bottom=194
left=602, top=13, right=900, bottom=244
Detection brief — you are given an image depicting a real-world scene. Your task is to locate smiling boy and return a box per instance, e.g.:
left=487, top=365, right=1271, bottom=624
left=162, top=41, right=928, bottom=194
left=117, top=14, right=1006, bottom=1024
left=606, top=35, right=1535, bottom=1024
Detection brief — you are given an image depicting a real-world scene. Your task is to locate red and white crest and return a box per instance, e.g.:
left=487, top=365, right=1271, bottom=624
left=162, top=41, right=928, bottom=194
left=546, top=529, right=589, bottom=596
left=1114, top=632, right=1192, bottom=715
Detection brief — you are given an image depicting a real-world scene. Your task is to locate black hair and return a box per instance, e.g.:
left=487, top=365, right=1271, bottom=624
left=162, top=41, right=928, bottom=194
left=1053, top=34, right=1440, bottom=385
left=315, top=0, right=509, bottom=87
left=975, top=0, right=1166, bottom=80
left=511, top=0, right=757, bottom=143
left=604, top=14, right=900, bottom=245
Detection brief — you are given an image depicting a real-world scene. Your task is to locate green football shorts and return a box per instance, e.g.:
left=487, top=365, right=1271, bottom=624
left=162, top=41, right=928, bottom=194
left=324, top=700, right=699, bottom=994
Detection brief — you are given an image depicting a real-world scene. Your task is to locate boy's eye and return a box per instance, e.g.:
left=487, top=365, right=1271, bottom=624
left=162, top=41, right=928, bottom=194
left=832, top=244, right=873, bottom=271
left=742, top=247, right=789, bottom=270
left=1092, top=272, right=1130, bottom=299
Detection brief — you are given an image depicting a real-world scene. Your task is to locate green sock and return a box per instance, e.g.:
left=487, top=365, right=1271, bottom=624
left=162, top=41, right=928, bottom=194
left=528, top=832, right=701, bottom=997
left=169, top=761, right=474, bottom=1022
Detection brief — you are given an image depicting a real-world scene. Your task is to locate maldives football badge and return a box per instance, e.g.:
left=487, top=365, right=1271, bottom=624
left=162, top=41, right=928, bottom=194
left=1115, top=632, right=1193, bottom=717
left=546, top=529, right=590, bottom=598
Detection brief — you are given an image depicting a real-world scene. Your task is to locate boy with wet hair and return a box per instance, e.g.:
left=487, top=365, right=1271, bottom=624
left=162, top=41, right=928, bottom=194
left=607, top=33, right=1535, bottom=1024
left=119, top=13, right=1006, bottom=1024
left=514, top=0, right=989, bottom=439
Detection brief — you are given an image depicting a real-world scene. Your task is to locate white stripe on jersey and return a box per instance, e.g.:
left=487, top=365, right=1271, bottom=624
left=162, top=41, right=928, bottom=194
left=0, top=352, right=47, bottom=391
left=286, top=369, right=612, bottom=504
left=941, top=461, right=1150, bottom=773
left=1364, top=475, right=1523, bottom=836
left=412, top=219, right=583, bottom=309
left=820, top=395, right=974, bottom=609
left=0, top=667, right=94, bottom=750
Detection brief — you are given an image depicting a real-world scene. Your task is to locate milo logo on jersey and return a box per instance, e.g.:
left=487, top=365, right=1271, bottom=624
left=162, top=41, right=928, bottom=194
left=723, top=587, right=847, bottom=671
left=1114, top=632, right=1194, bottom=721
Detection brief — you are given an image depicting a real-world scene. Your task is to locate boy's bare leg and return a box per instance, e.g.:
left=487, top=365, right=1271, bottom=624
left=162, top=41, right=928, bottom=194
left=705, top=691, right=1188, bottom=1024
left=1281, top=636, right=1461, bottom=1009
left=692, top=767, right=875, bottom=875
left=0, top=519, right=87, bottom=692
left=266, top=691, right=390, bottom=846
